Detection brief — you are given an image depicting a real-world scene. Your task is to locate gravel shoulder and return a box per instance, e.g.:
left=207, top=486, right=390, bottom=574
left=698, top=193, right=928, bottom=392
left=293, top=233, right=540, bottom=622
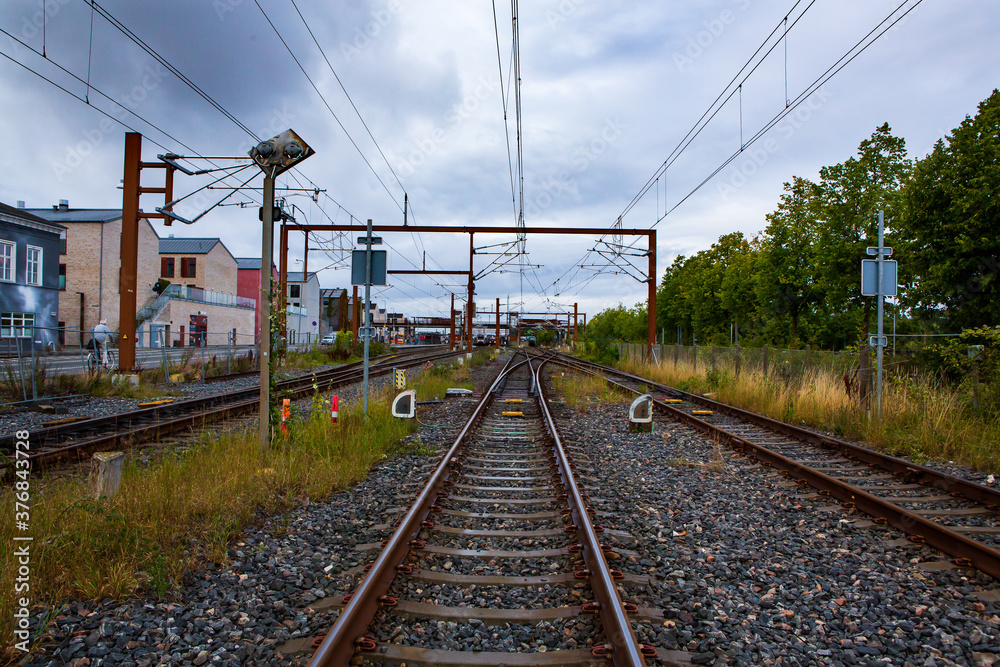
left=551, top=388, right=1000, bottom=666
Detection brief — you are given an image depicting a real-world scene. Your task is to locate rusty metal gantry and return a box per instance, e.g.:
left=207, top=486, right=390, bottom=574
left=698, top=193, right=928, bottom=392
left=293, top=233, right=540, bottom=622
left=278, top=223, right=656, bottom=354
left=120, top=133, right=180, bottom=371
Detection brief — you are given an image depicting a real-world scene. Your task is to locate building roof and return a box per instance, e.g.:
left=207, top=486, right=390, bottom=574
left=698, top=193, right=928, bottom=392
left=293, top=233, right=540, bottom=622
left=159, top=237, right=222, bottom=255
left=0, top=203, right=66, bottom=237
left=24, top=206, right=123, bottom=223
left=286, top=271, right=318, bottom=283
left=321, top=288, right=347, bottom=298
left=236, top=257, right=262, bottom=270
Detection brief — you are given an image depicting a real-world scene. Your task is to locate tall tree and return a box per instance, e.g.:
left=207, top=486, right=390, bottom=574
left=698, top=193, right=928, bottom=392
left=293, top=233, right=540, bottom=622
left=902, top=89, right=1000, bottom=330
left=756, top=176, right=822, bottom=345
left=816, top=123, right=911, bottom=341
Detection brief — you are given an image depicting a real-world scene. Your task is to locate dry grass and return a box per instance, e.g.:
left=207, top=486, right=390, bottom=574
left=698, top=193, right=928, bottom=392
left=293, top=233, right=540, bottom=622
left=550, top=371, right=624, bottom=412
left=618, top=356, right=1000, bottom=473
left=0, top=368, right=459, bottom=657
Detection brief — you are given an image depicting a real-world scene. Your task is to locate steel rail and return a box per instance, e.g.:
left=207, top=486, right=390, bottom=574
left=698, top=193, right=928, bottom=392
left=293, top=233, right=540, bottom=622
left=308, top=352, right=530, bottom=667
left=551, top=353, right=1000, bottom=508
left=532, top=354, right=647, bottom=666
left=549, top=353, right=1000, bottom=580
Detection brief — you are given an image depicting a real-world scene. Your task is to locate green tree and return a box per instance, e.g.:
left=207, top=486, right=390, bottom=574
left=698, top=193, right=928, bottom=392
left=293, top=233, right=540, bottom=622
left=755, top=177, right=822, bottom=345
left=902, top=89, right=1000, bottom=330
left=816, top=123, right=911, bottom=344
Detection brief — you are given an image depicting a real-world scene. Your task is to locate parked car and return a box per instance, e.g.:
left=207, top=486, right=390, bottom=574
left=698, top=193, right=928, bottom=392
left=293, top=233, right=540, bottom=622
left=319, top=334, right=336, bottom=345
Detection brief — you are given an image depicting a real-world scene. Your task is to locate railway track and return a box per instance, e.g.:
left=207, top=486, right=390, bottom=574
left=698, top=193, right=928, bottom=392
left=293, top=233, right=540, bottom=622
left=545, top=350, right=1000, bottom=582
left=303, top=350, right=672, bottom=666
left=0, top=346, right=459, bottom=475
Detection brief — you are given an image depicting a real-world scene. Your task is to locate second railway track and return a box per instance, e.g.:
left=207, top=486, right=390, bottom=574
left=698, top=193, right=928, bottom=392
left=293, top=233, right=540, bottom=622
left=545, top=351, right=1000, bottom=583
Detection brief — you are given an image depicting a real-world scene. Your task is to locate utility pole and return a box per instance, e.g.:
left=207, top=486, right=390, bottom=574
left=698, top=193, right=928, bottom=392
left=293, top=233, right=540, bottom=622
left=876, top=210, right=886, bottom=419
left=249, top=130, right=313, bottom=455
left=861, top=210, right=897, bottom=420
left=357, top=218, right=384, bottom=418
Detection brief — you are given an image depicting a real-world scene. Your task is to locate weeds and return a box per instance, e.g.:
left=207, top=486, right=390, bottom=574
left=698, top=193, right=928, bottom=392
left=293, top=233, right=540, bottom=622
left=551, top=372, right=623, bottom=412
left=0, top=358, right=464, bottom=656
left=617, top=356, right=1000, bottom=473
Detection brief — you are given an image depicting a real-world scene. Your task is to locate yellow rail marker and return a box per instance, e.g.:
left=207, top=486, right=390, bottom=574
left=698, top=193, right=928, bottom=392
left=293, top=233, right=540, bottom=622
left=138, top=399, right=175, bottom=407
left=691, top=410, right=714, bottom=416
left=504, top=399, right=523, bottom=403
left=502, top=411, right=524, bottom=417
left=662, top=399, right=683, bottom=403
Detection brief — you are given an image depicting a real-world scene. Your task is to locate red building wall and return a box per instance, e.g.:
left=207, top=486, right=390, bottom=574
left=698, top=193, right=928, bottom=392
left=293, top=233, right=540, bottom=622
left=237, top=265, right=279, bottom=342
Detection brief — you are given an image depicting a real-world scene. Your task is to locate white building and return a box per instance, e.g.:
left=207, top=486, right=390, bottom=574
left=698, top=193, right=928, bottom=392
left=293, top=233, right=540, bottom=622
left=285, top=271, right=320, bottom=344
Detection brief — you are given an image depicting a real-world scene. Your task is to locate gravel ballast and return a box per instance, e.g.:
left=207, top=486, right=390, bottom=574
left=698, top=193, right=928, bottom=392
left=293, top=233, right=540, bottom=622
left=14, top=355, right=1000, bottom=666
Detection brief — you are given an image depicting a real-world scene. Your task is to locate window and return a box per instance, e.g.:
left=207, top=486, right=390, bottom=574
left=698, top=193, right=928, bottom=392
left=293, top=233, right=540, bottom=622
left=161, top=257, right=175, bottom=278
left=59, top=264, right=66, bottom=290
left=1, top=312, right=34, bottom=338
left=0, top=241, right=13, bottom=282
left=59, top=230, right=67, bottom=254
left=26, top=246, right=41, bottom=286
left=180, top=257, right=196, bottom=278
left=290, top=284, right=301, bottom=298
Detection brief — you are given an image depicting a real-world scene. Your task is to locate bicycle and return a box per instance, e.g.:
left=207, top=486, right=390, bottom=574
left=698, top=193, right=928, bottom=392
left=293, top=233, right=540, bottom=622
left=87, top=347, right=118, bottom=374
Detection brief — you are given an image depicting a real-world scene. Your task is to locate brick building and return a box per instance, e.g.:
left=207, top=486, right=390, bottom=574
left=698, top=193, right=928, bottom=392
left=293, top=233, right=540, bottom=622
left=138, top=237, right=254, bottom=347
left=24, top=200, right=160, bottom=348
left=236, top=257, right=278, bottom=342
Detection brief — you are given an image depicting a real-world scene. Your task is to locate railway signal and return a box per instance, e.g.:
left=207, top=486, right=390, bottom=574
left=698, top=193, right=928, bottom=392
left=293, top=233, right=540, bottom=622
left=249, top=129, right=314, bottom=454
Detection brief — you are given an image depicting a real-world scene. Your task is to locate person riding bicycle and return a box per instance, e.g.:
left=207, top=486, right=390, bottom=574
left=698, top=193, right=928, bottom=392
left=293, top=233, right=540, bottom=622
left=92, top=319, right=112, bottom=366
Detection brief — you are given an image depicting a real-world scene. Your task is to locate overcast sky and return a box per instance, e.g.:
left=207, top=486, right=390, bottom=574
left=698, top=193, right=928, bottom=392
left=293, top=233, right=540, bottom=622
left=1, top=0, right=997, bottom=323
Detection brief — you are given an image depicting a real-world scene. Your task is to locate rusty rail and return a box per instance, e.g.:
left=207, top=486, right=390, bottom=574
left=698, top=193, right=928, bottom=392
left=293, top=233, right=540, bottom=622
left=532, top=354, right=646, bottom=666
left=308, top=353, right=529, bottom=666
left=548, top=352, right=1000, bottom=581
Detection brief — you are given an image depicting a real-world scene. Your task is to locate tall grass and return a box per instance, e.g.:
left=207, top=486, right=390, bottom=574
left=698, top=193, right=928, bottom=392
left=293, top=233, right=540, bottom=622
left=550, top=372, right=624, bottom=412
left=617, top=356, right=1000, bottom=472
left=0, top=367, right=458, bottom=657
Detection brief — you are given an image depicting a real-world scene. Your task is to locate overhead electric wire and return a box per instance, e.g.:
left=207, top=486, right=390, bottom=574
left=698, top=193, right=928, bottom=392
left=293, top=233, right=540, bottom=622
left=541, top=0, right=919, bottom=296
left=253, top=0, right=404, bottom=215
left=86, top=0, right=260, bottom=140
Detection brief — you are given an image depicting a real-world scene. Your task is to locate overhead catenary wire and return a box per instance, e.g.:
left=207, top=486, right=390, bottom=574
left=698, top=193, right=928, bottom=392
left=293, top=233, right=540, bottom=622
left=540, top=0, right=920, bottom=295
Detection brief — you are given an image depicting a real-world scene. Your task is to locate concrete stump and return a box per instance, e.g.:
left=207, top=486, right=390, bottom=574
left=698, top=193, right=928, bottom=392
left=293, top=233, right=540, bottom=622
left=92, top=451, right=126, bottom=499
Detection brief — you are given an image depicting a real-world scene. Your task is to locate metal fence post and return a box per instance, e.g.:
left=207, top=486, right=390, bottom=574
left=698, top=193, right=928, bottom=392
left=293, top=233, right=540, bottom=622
left=160, top=329, right=170, bottom=383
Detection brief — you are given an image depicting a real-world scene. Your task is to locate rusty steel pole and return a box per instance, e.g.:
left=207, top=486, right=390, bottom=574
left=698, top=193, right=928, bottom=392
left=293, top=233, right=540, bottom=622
left=278, top=222, right=288, bottom=338
left=450, top=293, right=455, bottom=350
left=467, top=232, right=474, bottom=352
left=495, top=297, right=500, bottom=350
left=574, top=302, right=578, bottom=348
left=119, top=133, right=142, bottom=371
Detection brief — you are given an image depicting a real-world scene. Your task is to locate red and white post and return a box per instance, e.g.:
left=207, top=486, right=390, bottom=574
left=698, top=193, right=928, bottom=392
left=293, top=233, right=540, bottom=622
left=331, top=394, right=339, bottom=425
left=281, top=398, right=290, bottom=438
